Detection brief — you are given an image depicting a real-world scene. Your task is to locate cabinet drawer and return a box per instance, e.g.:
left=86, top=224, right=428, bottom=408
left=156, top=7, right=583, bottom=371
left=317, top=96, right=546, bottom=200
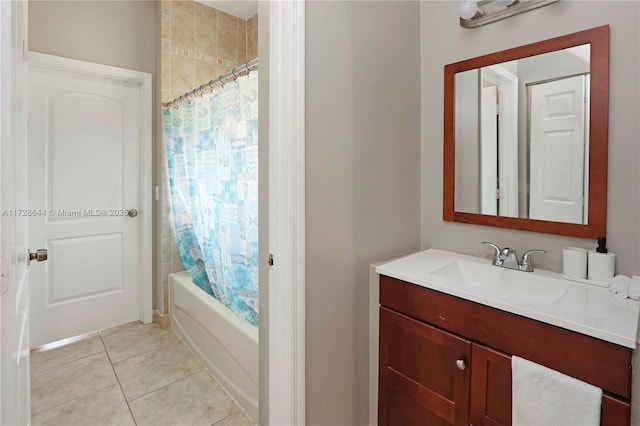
left=380, top=275, right=632, bottom=399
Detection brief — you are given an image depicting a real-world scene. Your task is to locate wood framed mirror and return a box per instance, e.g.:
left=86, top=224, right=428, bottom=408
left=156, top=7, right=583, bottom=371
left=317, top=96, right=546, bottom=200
left=443, top=25, right=609, bottom=238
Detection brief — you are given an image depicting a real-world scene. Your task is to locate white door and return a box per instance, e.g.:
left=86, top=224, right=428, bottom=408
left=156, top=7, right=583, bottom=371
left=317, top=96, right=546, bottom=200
left=0, top=1, right=31, bottom=424
left=529, top=75, right=587, bottom=224
left=28, top=54, right=147, bottom=347
left=480, top=85, right=498, bottom=215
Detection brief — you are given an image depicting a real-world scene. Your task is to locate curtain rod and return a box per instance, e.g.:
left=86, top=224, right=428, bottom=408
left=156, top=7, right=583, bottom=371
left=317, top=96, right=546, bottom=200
left=163, top=58, right=258, bottom=109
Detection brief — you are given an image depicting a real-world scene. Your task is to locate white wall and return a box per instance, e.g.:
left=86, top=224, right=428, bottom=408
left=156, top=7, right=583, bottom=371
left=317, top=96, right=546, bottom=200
left=306, top=1, right=421, bottom=424
left=420, top=0, right=639, bottom=275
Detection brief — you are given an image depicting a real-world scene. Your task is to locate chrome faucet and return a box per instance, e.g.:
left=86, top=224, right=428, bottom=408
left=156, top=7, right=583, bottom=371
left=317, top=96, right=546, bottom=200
left=482, top=242, right=546, bottom=272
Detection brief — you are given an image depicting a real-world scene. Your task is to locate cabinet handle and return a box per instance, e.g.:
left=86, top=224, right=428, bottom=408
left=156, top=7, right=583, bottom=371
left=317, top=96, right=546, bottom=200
left=456, top=359, right=466, bottom=371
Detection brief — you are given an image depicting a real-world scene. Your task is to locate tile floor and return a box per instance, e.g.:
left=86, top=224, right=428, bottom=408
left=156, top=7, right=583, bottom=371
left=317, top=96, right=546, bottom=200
left=30, top=322, right=254, bottom=426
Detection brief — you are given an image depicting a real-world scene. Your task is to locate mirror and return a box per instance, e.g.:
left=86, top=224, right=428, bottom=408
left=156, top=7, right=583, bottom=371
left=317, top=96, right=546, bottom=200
left=444, top=26, right=609, bottom=238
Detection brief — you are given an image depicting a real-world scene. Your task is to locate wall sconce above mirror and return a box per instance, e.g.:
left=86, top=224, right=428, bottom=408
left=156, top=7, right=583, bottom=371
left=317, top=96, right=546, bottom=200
left=443, top=26, right=609, bottom=238
left=460, top=0, right=559, bottom=28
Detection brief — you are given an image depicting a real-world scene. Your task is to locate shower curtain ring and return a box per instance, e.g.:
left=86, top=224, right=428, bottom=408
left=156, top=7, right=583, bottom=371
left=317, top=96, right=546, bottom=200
left=232, top=68, right=238, bottom=82
left=218, top=75, right=225, bottom=88
left=245, top=62, right=250, bottom=76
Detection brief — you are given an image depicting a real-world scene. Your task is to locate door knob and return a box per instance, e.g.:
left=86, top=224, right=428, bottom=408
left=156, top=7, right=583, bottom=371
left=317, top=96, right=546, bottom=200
left=27, top=249, right=48, bottom=265
left=456, top=359, right=466, bottom=371
left=127, top=209, right=138, bottom=217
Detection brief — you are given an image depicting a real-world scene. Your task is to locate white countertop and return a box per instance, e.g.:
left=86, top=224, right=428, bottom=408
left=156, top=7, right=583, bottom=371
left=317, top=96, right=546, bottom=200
left=375, top=249, right=640, bottom=349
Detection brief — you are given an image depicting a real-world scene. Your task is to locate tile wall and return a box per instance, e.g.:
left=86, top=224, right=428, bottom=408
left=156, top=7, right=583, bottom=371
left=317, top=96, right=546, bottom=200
left=159, top=0, right=258, bottom=314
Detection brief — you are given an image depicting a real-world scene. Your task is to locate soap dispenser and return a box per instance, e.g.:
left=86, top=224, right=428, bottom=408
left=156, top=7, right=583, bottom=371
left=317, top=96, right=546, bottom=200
left=587, top=237, right=616, bottom=283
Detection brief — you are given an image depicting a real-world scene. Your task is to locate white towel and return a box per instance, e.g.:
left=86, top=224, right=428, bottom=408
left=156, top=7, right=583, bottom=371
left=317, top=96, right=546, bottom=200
left=629, top=276, right=640, bottom=300
left=609, top=275, right=631, bottom=298
left=512, top=356, right=602, bottom=426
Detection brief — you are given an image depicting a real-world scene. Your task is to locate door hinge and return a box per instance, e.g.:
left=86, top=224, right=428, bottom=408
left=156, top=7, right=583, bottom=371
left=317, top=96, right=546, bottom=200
left=268, top=254, right=274, bottom=268
left=496, top=104, right=502, bottom=116
left=496, top=189, right=504, bottom=199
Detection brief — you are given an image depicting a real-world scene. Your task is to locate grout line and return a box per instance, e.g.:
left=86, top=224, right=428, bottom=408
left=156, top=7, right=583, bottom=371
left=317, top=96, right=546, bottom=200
left=209, top=409, right=241, bottom=426
left=100, top=333, right=138, bottom=426
left=125, top=369, right=204, bottom=403
left=31, top=348, right=106, bottom=377
left=107, top=338, right=184, bottom=366
left=30, top=382, right=117, bottom=418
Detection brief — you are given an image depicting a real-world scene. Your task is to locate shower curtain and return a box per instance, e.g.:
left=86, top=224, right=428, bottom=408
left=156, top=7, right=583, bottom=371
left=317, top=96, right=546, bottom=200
left=164, top=72, right=259, bottom=326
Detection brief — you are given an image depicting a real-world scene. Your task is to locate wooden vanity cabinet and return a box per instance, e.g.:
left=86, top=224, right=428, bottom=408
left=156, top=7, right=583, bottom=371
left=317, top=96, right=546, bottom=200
left=378, top=275, right=632, bottom=426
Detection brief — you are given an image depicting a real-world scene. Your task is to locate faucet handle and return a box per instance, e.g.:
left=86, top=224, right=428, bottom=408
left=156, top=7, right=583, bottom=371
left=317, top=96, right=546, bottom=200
left=520, top=249, right=546, bottom=272
left=482, top=242, right=502, bottom=265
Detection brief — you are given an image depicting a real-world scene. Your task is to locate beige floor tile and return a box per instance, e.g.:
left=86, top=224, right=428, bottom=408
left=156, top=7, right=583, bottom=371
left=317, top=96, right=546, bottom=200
left=31, top=335, right=105, bottom=375
left=103, top=322, right=181, bottom=363
left=31, top=352, right=118, bottom=415
left=99, top=320, right=142, bottom=337
left=129, top=371, right=238, bottom=426
left=32, top=384, right=134, bottom=426
left=113, top=342, right=203, bottom=401
left=216, top=411, right=255, bottom=426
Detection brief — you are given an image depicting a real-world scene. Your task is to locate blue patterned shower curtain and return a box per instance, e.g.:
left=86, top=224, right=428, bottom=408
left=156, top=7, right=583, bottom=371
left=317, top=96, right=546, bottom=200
left=164, top=72, right=259, bottom=326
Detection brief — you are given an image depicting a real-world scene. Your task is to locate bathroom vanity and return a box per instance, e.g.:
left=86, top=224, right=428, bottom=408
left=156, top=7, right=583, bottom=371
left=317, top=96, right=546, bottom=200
left=375, top=249, right=639, bottom=426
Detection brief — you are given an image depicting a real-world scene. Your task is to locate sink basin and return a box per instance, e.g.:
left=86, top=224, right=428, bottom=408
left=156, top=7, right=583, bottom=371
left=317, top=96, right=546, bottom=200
left=429, top=259, right=569, bottom=305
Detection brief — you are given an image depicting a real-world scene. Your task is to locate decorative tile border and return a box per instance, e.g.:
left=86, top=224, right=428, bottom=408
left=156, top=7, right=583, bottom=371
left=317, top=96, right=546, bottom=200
left=170, top=46, right=239, bottom=68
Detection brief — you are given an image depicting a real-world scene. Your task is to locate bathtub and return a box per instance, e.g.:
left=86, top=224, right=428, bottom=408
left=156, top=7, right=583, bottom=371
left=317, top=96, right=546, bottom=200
left=169, top=271, right=258, bottom=422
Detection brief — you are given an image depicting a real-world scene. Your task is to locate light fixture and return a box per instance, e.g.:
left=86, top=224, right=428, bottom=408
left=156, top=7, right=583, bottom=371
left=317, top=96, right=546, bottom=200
left=459, top=1, right=482, bottom=20
left=459, top=0, right=559, bottom=28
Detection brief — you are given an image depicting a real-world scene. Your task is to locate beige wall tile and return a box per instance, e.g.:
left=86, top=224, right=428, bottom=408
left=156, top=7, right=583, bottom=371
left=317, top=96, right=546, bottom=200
left=161, top=90, right=172, bottom=104
left=161, top=14, right=170, bottom=41
left=195, top=2, right=217, bottom=22
left=217, top=10, right=236, bottom=31
left=161, top=40, right=171, bottom=90
left=195, top=60, right=218, bottom=87
left=237, top=31, right=246, bottom=63
left=171, top=90, right=186, bottom=103
left=195, top=18, right=217, bottom=57
left=247, top=14, right=257, bottom=32
left=161, top=0, right=170, bottom=16
left=218, top=65, right=232, bottom=75
left=171, top=0, right=194, bottom=17
left=170, top=53, right=195, bottom=92
left=247, top=30, right=257, bottom=61
left=237, top=18, right=246, bottom=34
left=171, top=11, right=194, bottom=50
left=218, top=27, right=237, bottom=63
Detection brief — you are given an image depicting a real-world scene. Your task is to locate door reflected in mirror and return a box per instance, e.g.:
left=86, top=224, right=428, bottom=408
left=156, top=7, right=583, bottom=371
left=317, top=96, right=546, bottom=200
left=443, top=25, right=609, bottom=238
left=454, top=45, right=590, bottom=225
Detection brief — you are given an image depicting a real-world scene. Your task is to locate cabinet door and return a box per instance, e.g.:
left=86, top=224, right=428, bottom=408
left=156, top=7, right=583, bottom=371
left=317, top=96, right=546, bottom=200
left=379, top=307, right=471, bottom=426
left=601, top=394, right=631, bottom=426
left=470, top=343, right=512, bottom=426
